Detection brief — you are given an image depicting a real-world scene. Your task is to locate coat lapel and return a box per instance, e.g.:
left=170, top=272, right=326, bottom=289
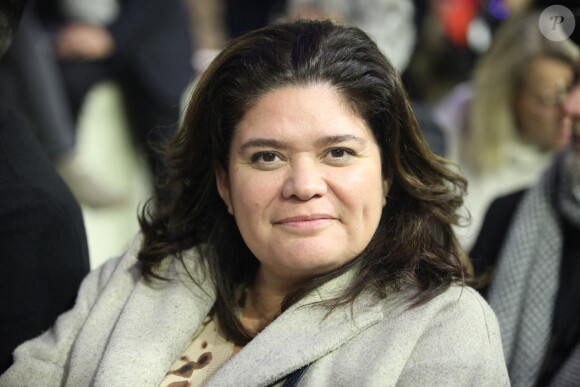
left=94, top=253, right=216, bottom=386
left=206, top=271, right=384, bottom=387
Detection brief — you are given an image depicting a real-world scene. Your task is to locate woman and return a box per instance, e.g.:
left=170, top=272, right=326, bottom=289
left=1, top=20, right=508, bottom=386
left=434, top=11, right=579, bottom=249
left=472, top=82, right=580, bottom=386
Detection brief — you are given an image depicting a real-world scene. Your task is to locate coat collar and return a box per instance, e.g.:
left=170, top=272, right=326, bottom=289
left=95, top=251, right=384, bottom=386
left=206, top=269, right=384, bottom=387
left=94, top=250, right=217, bottom=386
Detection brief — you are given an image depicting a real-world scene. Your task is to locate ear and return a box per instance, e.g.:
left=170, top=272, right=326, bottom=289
left=215, top=165, right=233, bottom=215
left=382, top=175, right=392, bottom=207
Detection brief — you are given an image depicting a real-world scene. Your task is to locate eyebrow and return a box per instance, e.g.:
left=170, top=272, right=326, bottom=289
left=315, top=135, right=366, bottom=147
left=239, top=134, right=365, bottom=152
left=239, top=138, right=288, bottom=152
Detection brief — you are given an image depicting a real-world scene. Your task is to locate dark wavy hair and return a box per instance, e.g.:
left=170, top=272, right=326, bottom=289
left=139, top=20, right=472, bottom=345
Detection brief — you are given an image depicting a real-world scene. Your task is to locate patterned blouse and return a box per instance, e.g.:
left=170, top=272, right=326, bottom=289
left=159, top=315, right=235, bottom=387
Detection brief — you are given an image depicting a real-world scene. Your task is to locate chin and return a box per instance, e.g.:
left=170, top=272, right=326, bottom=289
left=281, top=249, right=354, bottom=274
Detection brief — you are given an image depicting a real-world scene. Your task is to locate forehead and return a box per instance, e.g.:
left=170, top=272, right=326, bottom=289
left=523, top=56, right=574, bottom=86
left=233, top=84, right=372, bottom=143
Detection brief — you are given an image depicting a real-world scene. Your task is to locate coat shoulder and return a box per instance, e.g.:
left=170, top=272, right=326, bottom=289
left=375, top=285, right=509, bottom=386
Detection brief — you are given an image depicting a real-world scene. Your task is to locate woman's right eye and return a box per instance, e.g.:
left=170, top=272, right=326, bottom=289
left=250, top=152, right=284, bottom=169
left=255, top=152, right=278, bottom=162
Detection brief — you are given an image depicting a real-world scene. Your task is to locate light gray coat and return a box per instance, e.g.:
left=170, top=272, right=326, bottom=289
left=1, top=235, right=509, bottom=386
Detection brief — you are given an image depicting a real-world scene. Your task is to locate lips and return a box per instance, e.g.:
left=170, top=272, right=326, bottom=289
left=273, top=214, right=336, bottom=229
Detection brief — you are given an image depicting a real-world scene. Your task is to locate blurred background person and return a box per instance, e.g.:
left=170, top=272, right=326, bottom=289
left=433, top=10, right=579, bottom=248
left=0, top=0, right=196, bottom=267
left=0, top=0, right=125, bottom=207
left=0, top=0, right=90, bottom=373
left=470, top=54, right=580, bottom=386
left=35, top=0, right=193, bottom=203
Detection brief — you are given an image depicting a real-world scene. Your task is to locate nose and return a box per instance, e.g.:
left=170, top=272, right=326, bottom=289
left=281, top=158, right=327, bottom=201
left=564, top=84, right=580, bottom=120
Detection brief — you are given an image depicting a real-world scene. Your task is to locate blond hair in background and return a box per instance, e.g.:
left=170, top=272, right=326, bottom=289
left=466, top=11, right=579, bottom=171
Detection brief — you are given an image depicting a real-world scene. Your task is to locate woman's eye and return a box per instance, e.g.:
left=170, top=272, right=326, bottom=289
left=256, top=152, right=278, bottom=162
left=326, top=148, right=355, bottom=162
left=330, top=149, right=347, bottom=158
left=251, top=152, right=284, bottom=169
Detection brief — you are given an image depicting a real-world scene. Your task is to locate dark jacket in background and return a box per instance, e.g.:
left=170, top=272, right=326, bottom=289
left=471, top=190, right=580, bottom=386
left=0, top=102, right=90, bottom=373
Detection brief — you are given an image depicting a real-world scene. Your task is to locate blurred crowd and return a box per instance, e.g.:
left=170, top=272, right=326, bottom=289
left=2, top=0, right=580, bottom=385
left=2, top=0, right=578, bottom=240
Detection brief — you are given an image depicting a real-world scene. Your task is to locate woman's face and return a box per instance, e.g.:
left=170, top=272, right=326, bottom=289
left=514, top=56, right=575, bottom=151
left=216, top=84, right=389, bottom=285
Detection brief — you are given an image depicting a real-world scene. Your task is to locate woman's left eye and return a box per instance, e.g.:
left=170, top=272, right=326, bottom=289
left=326, top=148, right=355, bottom=160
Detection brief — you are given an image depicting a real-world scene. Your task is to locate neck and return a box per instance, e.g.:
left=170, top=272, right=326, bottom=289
left=241, top=266, right=299, bottom=333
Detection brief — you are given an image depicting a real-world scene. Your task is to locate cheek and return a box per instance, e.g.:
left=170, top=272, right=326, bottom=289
left=331, top=166, right=385, bottom=214
left=231, top=174, right=280, bottom=218
left=531, top=111, right=562, bottom=139
left=518, top=107, right=552, bottom=137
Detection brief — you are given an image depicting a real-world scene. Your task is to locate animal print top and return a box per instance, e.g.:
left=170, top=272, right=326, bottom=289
left=160, top=315, right=234, bottom=387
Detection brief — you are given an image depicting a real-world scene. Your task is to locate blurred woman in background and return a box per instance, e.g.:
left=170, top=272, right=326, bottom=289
left=434, top=11, right=579, bottom=248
